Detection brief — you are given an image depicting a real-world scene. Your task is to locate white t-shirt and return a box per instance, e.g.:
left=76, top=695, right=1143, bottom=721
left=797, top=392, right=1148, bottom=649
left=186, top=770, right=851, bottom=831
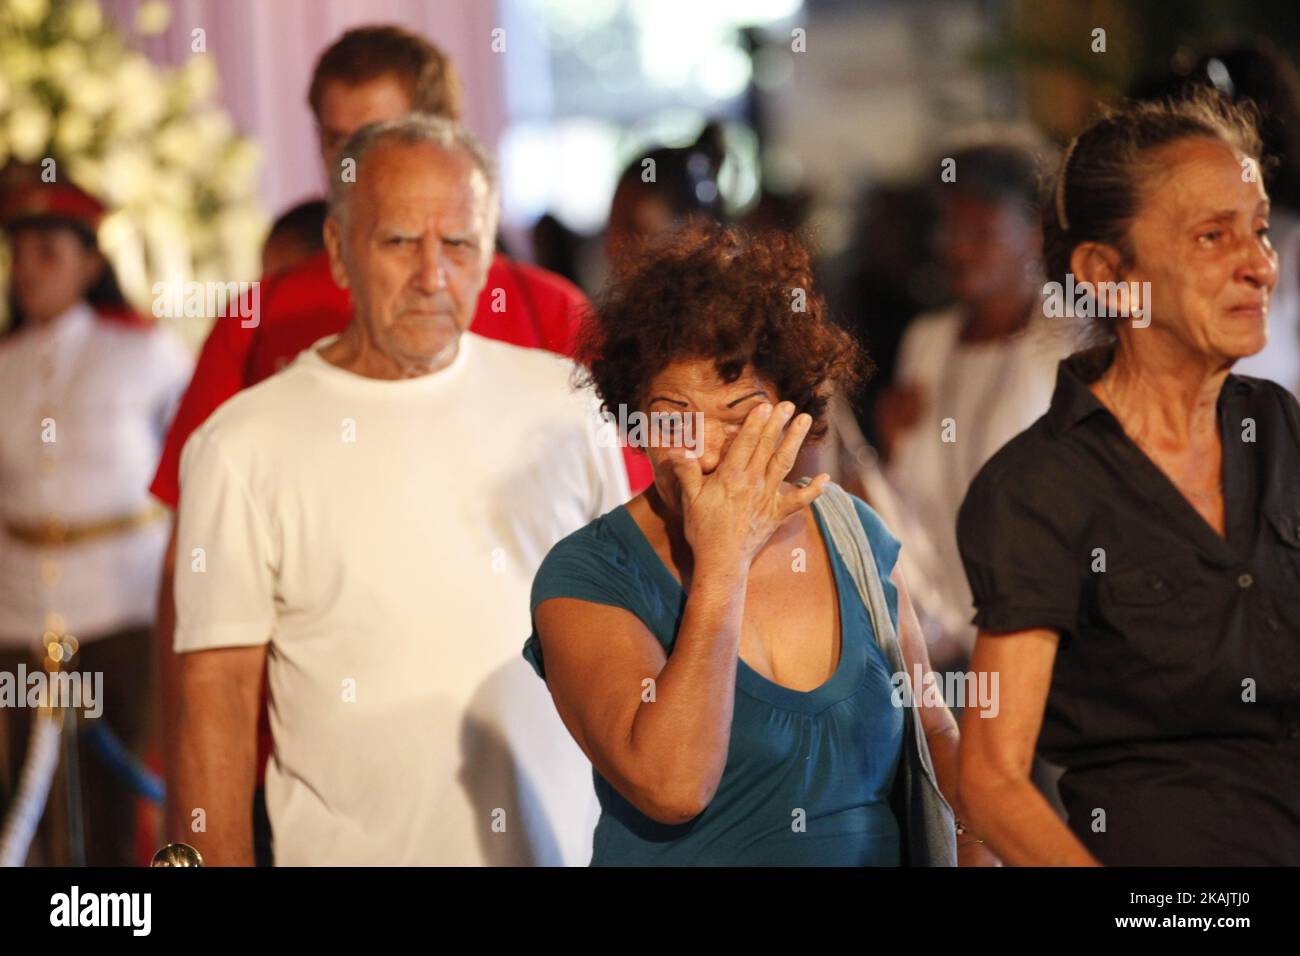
left=175, top=331, right=629, bottom=866
left=887, top=307, right=1072, bottom=656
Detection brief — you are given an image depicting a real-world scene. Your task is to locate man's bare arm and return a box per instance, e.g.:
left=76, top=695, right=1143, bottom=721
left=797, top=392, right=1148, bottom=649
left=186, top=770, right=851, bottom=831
left=171, top=644, right=266, bottom=866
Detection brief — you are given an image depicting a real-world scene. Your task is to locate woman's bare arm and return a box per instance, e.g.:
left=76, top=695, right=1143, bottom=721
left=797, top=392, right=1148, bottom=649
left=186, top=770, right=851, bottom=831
left=535, top=562, right=747, bottom=825
left=892, top=566, right=999, bottom=865
left=892, top=565, right=959, bottom=776
left=957, top=627, right=1100, bottom=866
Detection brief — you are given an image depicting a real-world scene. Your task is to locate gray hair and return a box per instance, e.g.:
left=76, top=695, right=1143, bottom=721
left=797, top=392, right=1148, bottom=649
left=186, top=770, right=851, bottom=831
left=326, top=113, right=500, bottom=232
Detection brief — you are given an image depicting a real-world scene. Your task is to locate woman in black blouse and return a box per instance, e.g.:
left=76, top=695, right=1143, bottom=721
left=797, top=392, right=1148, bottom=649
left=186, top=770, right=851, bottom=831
left=956, top=88, right=1300, bottom=865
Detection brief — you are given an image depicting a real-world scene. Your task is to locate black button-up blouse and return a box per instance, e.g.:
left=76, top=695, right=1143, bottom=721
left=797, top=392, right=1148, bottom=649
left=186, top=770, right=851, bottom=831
left=958, top=347, right=1300, bottom=865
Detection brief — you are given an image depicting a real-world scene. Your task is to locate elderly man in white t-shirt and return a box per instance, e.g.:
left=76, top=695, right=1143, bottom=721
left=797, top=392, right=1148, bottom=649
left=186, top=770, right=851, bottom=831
left=171, top=115, right=628, bottom=866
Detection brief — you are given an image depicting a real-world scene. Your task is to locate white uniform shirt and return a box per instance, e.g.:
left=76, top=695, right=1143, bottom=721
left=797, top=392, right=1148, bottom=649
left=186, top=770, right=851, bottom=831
left=174, top=332, right=629, bottom=866
left=0, top=302, right=193, bottom=648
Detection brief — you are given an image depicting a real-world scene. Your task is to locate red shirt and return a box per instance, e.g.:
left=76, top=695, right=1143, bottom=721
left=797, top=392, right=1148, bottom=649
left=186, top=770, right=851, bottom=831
left=153, top=250, right=652, bottom=786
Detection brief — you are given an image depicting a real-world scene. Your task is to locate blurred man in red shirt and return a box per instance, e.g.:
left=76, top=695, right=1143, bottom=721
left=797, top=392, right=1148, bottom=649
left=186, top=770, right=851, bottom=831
left=153, top=25, right=649, bottom=865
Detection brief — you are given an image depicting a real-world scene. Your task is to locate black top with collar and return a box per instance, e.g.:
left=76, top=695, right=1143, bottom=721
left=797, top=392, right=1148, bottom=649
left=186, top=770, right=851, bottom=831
left=958, top=347, right=1300, bottom=865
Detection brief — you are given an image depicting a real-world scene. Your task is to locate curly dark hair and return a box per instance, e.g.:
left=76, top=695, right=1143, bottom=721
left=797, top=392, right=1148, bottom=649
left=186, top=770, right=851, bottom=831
left=577, top=222, right=867, bottom=443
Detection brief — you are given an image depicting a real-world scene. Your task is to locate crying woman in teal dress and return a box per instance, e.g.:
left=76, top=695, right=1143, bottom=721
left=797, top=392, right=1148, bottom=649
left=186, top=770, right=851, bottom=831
left=523, top=222, right=995, bottom=867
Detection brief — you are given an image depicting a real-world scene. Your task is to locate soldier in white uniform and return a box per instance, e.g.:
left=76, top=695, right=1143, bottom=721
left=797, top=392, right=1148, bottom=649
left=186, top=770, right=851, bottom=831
left=0, top=176, right=193, bottom=865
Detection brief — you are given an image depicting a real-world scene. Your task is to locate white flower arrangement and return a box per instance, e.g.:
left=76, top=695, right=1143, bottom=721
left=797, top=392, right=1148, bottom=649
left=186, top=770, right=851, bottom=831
left=1, top=0, right=265, bottom=327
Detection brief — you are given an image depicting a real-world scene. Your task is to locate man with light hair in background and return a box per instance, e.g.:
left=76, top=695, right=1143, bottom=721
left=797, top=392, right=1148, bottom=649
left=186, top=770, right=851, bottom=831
left=169, top=115, right=627, bottom=865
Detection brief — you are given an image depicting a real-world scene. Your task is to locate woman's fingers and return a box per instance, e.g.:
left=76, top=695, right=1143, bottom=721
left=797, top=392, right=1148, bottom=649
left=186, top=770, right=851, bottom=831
left=765, top=411, right=814, bottom=488
left=718, top=402, right=772, bottom=478
left=667, top=451, right=704, bottom=504
left=747, top=401, right=795, bottom=473
left=778, top=472, right=830, bottom=520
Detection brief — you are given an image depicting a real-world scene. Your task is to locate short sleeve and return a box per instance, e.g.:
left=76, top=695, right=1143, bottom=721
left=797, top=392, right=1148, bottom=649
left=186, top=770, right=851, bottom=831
left=174, top=429, right=277, bottom=652
left=523, top=522, right=644, bottom=680
left=149, top=313, right=257, bottom=509
left=957, top=461, right=1081, bottom=639
left=850, top=495, right=902, bottom=630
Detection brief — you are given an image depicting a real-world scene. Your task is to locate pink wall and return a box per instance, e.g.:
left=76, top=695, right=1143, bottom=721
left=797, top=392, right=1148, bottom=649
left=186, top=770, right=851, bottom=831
left=102, top=0, right=507, bottom=218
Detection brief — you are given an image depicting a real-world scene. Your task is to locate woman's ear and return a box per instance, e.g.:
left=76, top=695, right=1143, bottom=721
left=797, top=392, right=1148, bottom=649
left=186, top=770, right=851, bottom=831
left=1069, top=241, right=1124, bottom=287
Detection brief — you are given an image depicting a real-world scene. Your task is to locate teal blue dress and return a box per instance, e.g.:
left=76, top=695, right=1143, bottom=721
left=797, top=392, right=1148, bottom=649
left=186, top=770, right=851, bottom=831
left=523, top=495, right=905, bottom=866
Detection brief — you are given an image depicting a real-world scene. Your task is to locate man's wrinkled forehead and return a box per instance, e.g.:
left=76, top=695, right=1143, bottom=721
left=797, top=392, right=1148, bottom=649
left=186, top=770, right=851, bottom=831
left=352, top=142, right=491, bottom=227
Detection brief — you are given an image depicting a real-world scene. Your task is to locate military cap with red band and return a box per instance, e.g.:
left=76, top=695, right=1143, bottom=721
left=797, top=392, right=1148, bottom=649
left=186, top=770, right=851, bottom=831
left=0, top=179, right=105, bottom=233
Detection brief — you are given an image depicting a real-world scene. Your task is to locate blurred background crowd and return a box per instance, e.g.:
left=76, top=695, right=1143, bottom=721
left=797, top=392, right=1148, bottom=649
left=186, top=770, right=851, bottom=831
left=2, top=0, right=1300, bottom=864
